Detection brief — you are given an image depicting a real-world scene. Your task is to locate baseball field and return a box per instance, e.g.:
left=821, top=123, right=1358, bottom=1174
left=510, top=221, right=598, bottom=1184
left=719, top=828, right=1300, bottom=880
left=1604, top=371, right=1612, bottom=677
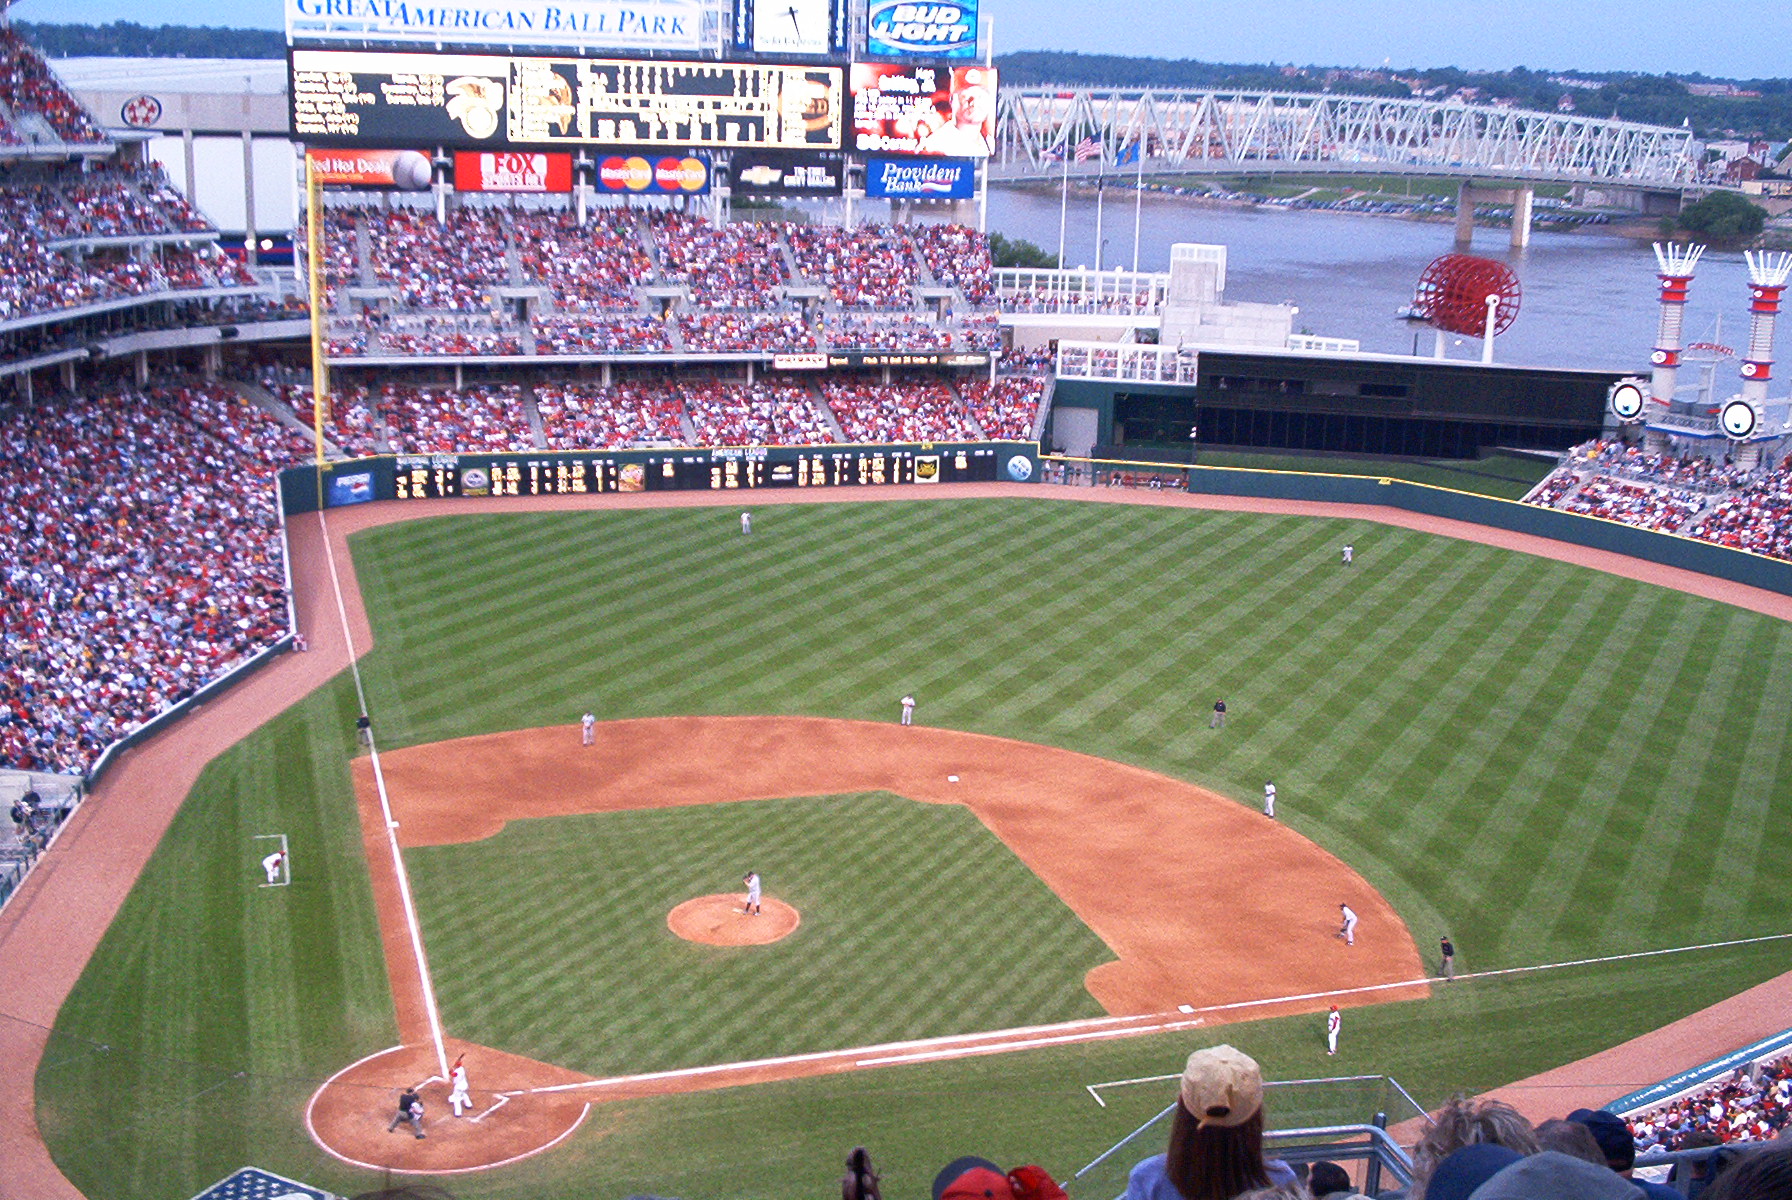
left=20, top=486, right=1792, bottom=1200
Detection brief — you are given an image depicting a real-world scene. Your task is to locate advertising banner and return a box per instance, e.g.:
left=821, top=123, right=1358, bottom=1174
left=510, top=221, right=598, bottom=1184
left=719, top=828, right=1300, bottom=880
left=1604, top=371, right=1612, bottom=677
left=594, top=152, right=713, bottom=193
left=741, top=0, right=837, bottom=56
left=865, top=0, right=978, bottom=59
left=291, top=49, right=844, bottom=152
left=453, top=150, right=574, bottom=191
left=286, top=0, right=704, bottom=53
left=305, top=147, right=435, bottom=189
left=850, top=63, right=994, bottom=157
left=729, top=151, right=845, bottom=196
left=865, top=155, right=975, bottom=199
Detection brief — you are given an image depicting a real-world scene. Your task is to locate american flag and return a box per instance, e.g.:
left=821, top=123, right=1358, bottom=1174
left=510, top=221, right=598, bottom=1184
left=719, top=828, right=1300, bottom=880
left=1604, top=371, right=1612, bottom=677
left=1073, top=136, right=1101, bottom=162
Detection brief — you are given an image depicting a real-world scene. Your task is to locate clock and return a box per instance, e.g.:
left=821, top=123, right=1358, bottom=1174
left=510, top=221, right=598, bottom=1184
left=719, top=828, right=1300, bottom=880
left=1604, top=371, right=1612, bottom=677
left=1720, top=398, right=1759, bottom=440
left=1608, top=380, right=1645, bottom=421
left=753, top=0, right=833, bottom=54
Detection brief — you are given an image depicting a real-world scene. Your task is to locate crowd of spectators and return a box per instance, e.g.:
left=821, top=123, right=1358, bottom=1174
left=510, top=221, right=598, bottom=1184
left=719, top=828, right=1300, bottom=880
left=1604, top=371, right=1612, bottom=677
left=531, top=314, right=673, bottom=355
left=536, top=380, right=688, bottom=449
left=365, top=207, right=510, bottom=310
left=959, top=377, right=1046, bottom=440
left=0, top=381, right=291, bottom=774
left=0, top=28, right=105, bottom=144
left=514, top=209, right=651, bottom=312
left=270, top=380, right=384, bottom=458
left=825, top=312, right=955, bottom=351
left=650, top=212, right=791, bottom=309
left=822, top=372, right=980, bottom=443
left=912, top=224, right=996, bottom=305
left=365, top=382, right=535, bottom=454
left=679, top=311, right=815, bottom=354
left=1527, top=439, right=1792, bottom=561
left=786, top=224, right=920, bottom=308
left=678, top=378, right=837, bottom=446
left=1629, top=1056, right=1792, bottom=1153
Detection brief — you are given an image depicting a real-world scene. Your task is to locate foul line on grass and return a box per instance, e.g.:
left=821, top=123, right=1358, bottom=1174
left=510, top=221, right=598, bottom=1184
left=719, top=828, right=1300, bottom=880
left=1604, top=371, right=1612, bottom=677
left=504, top=929, right=1792, bottom=1100
left=317, top=508, right=451, bottom=1082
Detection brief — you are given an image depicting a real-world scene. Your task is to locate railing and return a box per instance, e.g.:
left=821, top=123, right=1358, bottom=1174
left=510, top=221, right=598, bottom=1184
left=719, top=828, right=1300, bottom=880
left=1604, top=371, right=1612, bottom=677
left=995, top=267, right=1170, bottom=315
left=1057, top=340, right=1198, bottom=384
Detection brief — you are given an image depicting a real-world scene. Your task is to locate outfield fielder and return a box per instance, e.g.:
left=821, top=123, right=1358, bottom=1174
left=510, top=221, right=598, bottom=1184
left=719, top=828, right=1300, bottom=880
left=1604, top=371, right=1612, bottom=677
left=900, top=694, right=916, bottom=726
left=743, top=871, right=762, bottom=916
left=741, top=511, right=752, bottom=536
left=1326, top=1005, right=1341, bottom=1055
left=1338, top=903, right=1358, bottom=946
left=261, top=849, right=285, bottom=884
left=448, top=1055, right=471, bottom=1117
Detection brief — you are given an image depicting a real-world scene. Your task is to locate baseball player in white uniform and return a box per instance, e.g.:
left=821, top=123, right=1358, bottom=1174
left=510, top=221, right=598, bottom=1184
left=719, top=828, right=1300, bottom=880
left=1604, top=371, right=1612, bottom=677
left=741, top=511, right=752, bottom=536
left=1338, top=903, right=1358, bottom=946
left=743, top=871, right=762, bottom=916
left=900, top=695, right=916, bottom=726
left=261, top=849, right=285, bottom=884
left=1326, top=1006, right=1341, bottom=1055
left=1263, top=781, right=1276, bottom=818
left=581, top=711, right=595, bottom=746
left=448, top=1055, right=471, bottom=1117
left=1342, top=544, right=1354, bottom=565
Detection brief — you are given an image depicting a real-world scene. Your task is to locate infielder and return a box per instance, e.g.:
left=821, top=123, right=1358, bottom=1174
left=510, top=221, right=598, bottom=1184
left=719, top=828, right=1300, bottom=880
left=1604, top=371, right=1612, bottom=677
left=1326, top=1005, right=1341, bottom=1055
left=448, top=1055, right=471, bottom=1117
left=581, top=711, right=595, bottom=746
left=740, top=511, right=752, bottom=536
left=900, top=694, right=915, bottom=726
left=261, top=849, right=285, bottom=884
left=1337, top=903, right=1358, bottom=946
left=743, top=870, right=762, bottom=916
left=1440, top=935, right=1455, bottom=980
left=1263, top=781, right=1276, bottom=818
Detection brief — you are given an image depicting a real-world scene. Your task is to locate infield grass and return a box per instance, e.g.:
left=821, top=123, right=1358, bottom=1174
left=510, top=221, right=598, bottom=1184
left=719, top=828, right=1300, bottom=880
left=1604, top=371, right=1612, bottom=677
left=38, top=496, right=1792, bottom=1200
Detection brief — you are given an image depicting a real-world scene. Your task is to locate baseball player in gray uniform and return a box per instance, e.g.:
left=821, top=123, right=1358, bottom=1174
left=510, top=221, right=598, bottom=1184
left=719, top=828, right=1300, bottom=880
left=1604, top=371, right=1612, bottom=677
left=1263, top=781, right=1276, bottom=818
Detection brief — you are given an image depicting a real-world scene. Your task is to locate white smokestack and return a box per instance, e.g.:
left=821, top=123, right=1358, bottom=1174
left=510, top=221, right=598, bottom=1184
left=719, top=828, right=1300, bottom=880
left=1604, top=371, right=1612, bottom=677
left=1741, top=250, right=1792, bottom=406
left=1650, top=242, right=1703, bottom=408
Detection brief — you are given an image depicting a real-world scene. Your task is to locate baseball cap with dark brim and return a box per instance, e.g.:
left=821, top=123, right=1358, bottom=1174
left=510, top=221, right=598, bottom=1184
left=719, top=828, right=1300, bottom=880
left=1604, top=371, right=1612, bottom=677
left=1425, top=1144, right=1524, bottom=1200
left=934, top=1156, right=1010, bottom=1200
left=1568, top=1107, right=1637, bottom=1170
left=1469, top=1150, right=1646, bottom=1200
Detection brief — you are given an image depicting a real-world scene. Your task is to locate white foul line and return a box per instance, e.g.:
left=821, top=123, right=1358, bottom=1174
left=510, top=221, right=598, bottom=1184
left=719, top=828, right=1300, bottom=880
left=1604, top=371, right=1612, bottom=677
left=317, top=508, right=450, bottom=1082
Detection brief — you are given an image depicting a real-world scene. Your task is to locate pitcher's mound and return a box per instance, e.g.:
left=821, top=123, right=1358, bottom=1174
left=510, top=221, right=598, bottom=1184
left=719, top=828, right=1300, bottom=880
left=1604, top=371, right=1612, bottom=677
left=668, top=894, right=799, bottom=945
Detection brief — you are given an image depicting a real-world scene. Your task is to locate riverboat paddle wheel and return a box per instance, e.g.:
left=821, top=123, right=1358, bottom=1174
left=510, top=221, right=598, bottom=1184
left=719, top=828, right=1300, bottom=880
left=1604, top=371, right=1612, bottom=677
left=1411, top=253, right=1522, bottom=337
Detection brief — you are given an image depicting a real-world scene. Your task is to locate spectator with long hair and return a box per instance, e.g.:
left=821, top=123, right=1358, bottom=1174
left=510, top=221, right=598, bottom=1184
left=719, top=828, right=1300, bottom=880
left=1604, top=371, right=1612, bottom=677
left=1125, top=1045, right=1296, bottom=1200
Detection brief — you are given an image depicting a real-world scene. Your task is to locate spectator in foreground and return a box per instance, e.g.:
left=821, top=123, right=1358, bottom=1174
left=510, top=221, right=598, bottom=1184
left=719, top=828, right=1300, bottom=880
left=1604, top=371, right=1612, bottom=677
left=842, top=1145, right=881, bottom=1200
left=1569, top=1108, right=1680, bottom=1200
left=1469, top=1150, right=1645, bottom=1199
left=1396, top=1096, right=1540, bottom=1200
left=1307, top=1160, right=1357, bottom=1198
left=1418, top=1144, right=1522, bottom=1200
left=1536, top=1117, right=1610, bottom=1165
left=1124, top=1044, right=1297, bottom=1200
left=1704, top=1140, right=1792, bottom=1200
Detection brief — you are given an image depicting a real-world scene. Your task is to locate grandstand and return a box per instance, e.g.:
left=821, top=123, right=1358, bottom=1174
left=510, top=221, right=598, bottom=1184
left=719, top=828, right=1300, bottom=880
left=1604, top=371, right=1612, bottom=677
left=5, top=23, right=1792, bottom=1200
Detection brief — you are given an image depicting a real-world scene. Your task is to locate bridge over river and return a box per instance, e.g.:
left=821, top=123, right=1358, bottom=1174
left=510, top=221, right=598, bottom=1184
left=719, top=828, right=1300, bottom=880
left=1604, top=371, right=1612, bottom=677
left=992, top=87, right=1705, bottom=245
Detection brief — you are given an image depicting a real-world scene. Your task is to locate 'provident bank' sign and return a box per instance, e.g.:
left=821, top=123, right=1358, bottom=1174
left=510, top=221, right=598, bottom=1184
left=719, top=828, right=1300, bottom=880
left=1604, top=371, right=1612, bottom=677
left=286, top=0, right=704, bottom=51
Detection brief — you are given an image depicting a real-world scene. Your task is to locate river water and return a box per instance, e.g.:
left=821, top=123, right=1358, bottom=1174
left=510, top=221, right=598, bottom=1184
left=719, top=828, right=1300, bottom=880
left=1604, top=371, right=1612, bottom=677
left=986, top=186, right=1765, bottom=375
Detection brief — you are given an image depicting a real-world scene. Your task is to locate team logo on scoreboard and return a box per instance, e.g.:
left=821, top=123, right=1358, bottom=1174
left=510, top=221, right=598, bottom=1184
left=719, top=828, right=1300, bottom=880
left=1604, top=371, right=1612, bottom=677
left=914, top=454, right=940, bottom=482
left=445, top=76, right=505, bottom=140
left=461, top=467, right=491, bottom=496
left=1005, top=455, right=1033, bottom=482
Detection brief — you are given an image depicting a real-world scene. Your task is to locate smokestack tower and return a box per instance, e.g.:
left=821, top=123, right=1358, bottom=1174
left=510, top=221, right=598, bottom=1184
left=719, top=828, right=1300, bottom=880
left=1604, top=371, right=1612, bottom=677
left=1650, top=242, right=1703, bottom=409
left=1740, top=251, right=1792, bottom=407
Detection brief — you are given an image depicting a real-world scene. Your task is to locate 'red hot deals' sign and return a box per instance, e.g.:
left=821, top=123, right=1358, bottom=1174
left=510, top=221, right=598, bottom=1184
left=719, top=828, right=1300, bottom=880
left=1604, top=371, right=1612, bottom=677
left=596, top=152, right=712, bottom=194
left=307, top=148, right=435, bottom=189
left=454, top=151, right=574, bottom=193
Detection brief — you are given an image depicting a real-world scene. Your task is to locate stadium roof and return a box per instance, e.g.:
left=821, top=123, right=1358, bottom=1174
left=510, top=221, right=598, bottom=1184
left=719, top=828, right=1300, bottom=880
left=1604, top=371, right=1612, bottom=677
left=49, top=56, right=287, bottom=95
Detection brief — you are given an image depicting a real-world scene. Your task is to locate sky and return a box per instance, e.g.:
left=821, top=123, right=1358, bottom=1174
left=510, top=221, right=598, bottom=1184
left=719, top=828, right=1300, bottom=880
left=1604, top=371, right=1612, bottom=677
left=9, top=0, right=1792, bottom=80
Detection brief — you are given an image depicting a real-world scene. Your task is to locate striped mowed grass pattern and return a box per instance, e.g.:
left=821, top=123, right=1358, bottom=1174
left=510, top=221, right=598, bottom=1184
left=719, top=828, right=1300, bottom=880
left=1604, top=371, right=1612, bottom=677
left=37, top=496, right=1792, bottom=1200
left=407, top=793, right=1112, bottom=1077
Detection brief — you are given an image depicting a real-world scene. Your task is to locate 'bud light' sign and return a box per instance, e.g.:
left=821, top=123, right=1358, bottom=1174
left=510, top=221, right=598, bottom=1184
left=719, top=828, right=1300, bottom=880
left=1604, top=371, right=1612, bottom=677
left=866, top=0, right=978, bottom=58
left=866, top=156, right=976, bottom=199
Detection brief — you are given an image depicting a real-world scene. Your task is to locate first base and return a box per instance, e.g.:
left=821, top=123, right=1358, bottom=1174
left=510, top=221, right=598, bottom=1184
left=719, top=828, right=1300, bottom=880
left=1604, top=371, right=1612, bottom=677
left=388, top=820, right=399, bottom=829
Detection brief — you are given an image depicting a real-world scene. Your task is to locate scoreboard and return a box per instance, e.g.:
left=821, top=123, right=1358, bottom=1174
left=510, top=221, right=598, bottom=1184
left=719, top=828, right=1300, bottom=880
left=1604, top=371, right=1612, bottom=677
left=290, top=48, right=844, bottom=151
left=384, top=444, right=1015, bottom=500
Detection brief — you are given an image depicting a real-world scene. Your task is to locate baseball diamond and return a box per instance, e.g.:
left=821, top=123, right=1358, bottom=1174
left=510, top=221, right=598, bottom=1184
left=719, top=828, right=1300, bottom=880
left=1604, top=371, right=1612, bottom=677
left=8, top=484, right=1792, bottom=1200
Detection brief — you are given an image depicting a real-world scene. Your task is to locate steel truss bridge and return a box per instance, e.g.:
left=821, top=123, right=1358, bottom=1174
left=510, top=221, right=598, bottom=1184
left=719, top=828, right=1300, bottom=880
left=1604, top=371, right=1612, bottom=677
left=992, top=87, right=1701, bottom=189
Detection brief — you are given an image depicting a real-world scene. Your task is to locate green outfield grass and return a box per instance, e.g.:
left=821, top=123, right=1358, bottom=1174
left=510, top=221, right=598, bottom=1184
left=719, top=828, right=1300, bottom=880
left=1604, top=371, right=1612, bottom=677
left=37, top=497, right=1792, bottom=1200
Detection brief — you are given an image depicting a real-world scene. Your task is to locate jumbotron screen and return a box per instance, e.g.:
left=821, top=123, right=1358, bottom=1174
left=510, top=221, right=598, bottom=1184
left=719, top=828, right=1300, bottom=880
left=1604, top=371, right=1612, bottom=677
left=290, top=48, right=844, bottom=151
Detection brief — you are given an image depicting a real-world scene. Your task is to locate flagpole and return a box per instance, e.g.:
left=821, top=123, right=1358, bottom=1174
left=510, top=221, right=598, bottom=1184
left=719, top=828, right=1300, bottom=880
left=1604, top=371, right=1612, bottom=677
left=1131, top=129, right=1145, bottom=273
left=1056, top=128, right=1070, bottom=270
left=1093, top=171, right=1105, bottom=271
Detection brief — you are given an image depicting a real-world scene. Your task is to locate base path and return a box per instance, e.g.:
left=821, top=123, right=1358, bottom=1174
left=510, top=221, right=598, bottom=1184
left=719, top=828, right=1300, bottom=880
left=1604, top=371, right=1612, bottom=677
left=5, top=483, right=1792, bottom=1199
